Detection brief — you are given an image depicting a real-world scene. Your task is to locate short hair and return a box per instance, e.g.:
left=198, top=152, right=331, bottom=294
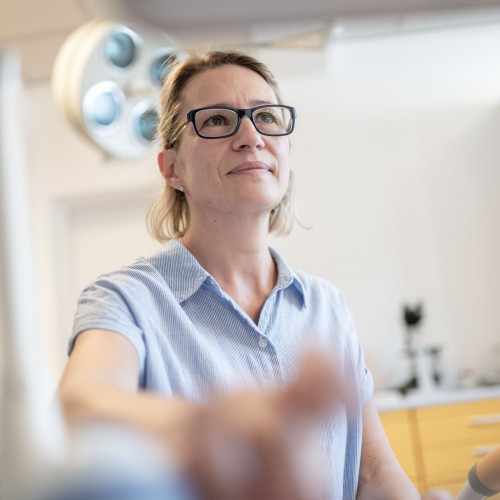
left=147, top=50, right=296, bottom=242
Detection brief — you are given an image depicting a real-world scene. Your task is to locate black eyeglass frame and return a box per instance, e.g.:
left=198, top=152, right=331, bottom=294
left=167, top=104, right=296, bottom=148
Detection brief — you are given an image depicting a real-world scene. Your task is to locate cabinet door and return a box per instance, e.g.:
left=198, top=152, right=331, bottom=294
left=423, top=442, right=498, bottom=485
left=417, top=399, right=500, bottom=448
left=417, top=399, right=500, bottom=488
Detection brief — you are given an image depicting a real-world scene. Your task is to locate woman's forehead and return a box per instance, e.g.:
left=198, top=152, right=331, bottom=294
left=181, top=65, right=278, bottom=110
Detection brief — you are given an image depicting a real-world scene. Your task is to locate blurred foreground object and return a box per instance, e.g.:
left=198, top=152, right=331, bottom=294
left=0, top=48, right=191, bottom=500
left=0, top=47, right=65, bottom=498
left=52, top=19, right=183, bottom=159
left=456, top=446, right=500, bottom=500
left=35, top=423, right=194, bottom=500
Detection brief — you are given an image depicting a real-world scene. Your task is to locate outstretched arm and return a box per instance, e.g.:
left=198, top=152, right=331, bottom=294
left=59, top=329, right=339, bottom=500
left=58, top=328, right=196, bottom=454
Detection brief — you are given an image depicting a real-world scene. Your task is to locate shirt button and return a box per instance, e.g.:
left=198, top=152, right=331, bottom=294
left=258, top=337, right=268, bottom=348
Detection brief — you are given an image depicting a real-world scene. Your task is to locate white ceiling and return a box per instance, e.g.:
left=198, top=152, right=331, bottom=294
left=3, top=0, right=500, bottom=83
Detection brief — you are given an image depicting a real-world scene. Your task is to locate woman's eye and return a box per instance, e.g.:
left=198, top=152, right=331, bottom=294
left=205, top=115, right=226, bottom=126
left=256, top=112, right=275, bottom=123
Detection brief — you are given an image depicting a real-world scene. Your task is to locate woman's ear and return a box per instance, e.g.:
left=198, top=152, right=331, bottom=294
left=158, top=150, right=183, bottom=190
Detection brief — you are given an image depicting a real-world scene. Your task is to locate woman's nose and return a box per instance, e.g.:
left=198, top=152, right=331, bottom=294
left=231, top=116, right=265, bottom=150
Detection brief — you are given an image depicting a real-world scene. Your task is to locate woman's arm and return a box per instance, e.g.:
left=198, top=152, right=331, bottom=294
left=356, top=399, right=421, bottom=499
left=58, top=330, right=338, bottom=500
left=58, top=329, right=196, bottom=452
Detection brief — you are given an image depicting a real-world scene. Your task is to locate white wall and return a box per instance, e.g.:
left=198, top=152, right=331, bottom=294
left=265, top=21, right=500, bottom=389
left=28, top=19, right=500, bottom=390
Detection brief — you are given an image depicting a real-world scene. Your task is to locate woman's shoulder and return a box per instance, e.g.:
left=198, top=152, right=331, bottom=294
left=80, top=256, right=160, bottom=289
left=75, top=259, right=164, bottom=314
left=79, top=239, right=199, bottom=299
left=271, top=247, right=348, bottom=306
left=292, top=267, right=345, bottom=297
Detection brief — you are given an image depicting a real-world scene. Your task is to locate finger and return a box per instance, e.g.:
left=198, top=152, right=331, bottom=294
left=476, top=445, right=500, bottom=490
left=191, top=395, right=318, bottom=500
left=253, top=425, right=309, bottom=500
left=275, top=350, right=345, bottom=421
left=187, top=404, right=265, bottom=500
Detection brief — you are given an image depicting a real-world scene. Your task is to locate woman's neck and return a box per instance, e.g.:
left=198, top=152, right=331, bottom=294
left=181, top=215, right=277, bottom=323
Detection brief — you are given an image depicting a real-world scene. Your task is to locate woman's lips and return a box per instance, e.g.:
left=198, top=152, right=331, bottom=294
left=228, top=161, right=272, bottom=174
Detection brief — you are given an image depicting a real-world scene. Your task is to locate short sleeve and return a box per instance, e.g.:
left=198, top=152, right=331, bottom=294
left=70, top=275, right=147, bottom=374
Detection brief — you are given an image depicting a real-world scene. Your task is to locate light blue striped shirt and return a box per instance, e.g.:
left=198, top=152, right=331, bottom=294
left=71, top=238, right=373, bottom=499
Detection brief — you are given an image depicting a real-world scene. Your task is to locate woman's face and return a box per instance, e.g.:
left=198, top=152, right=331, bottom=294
left=164, top=64, right=291, bottom=224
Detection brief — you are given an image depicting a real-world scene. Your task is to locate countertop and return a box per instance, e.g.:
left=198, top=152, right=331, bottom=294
left=374, top=385, right=500, bottom=413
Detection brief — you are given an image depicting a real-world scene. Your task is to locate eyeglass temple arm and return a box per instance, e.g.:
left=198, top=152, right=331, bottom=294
left=167, top=118, right=189, bottom=148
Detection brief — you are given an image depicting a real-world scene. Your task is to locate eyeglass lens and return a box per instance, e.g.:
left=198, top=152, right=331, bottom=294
left=194, top=106, right=293, bottom=138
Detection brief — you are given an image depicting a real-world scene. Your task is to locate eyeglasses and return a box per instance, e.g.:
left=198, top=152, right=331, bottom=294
left=167, top=104, right=296, bottom=148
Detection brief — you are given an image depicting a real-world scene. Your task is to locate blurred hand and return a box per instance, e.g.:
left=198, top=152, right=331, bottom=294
left=176, top=351, right=343, bottom=500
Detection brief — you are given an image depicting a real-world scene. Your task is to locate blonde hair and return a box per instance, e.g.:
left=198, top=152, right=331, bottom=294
left=147, top=50, right=296, bottom=242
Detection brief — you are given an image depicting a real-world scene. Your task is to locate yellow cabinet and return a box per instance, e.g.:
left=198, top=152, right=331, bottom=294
left=380, top=397, right=500, bottom=497
left=417, top=399, right=500, bottom=494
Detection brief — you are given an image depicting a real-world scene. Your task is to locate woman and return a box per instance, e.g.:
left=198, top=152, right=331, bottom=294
left=59, top=50, right=437, bottom=499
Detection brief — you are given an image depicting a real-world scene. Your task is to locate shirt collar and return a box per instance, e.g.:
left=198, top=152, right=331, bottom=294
left=149, top=239, right=306, bottom=306
left=269, top=246, right=306, bottom=306
left=149, top=239, right=209, bottom=303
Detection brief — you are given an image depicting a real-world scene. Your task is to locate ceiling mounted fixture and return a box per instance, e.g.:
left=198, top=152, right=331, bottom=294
left=52, top=19, right=183, bottom=159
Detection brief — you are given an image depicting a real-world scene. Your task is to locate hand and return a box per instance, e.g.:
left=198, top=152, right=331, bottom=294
left=177, top=351, right=343, bottom=500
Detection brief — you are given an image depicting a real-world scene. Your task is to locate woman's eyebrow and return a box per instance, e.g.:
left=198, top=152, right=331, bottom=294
left=199, top=99, right=278, bottom=109
left=249, top=99, right=277, bottom=107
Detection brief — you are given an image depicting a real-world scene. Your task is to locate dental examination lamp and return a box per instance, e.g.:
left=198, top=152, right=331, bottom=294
left=52, top=19, right=182, bottom=159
